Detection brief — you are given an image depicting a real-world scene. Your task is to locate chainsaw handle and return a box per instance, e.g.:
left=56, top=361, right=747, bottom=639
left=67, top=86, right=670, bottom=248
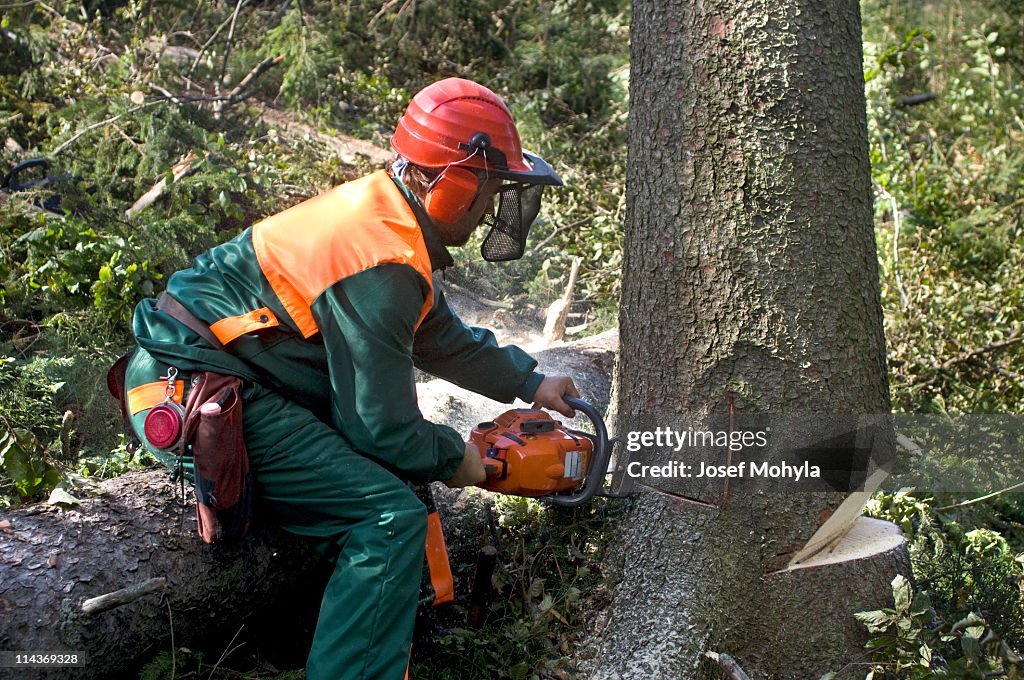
left=549, top=396, right=611, bottom=507
left=4, top=158, right=50, bottom=191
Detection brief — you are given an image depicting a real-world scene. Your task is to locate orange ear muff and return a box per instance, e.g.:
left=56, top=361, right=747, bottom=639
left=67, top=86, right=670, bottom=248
left=424, top=167, right=479, bottom=224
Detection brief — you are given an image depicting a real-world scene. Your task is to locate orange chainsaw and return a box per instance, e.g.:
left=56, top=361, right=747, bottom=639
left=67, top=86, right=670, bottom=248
left=470, top=397, right=615, bottom=506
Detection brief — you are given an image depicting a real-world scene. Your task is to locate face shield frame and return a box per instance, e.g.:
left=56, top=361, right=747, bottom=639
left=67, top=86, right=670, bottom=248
left=476, top=151, right=560, bottom=262
left=479, top=182, right=546, bottom=262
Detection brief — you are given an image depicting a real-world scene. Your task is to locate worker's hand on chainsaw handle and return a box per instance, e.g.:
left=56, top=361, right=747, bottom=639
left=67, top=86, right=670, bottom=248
left=444, top=442, right=487, bottom=488
left=532, top=375, right=580, bottom=418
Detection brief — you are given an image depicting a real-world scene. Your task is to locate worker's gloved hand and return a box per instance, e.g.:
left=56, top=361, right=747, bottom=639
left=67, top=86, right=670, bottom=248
left=444, top=442, right=487, bottom=488
left=532, top=375, right=580, bottom=418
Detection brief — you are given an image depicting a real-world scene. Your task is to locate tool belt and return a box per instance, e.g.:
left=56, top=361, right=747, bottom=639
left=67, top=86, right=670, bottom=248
left=106, top=293, right=254, bottom=544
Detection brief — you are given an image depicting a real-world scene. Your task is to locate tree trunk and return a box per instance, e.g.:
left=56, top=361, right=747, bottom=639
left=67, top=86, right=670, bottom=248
left=582, top=0, right=906, bottom=677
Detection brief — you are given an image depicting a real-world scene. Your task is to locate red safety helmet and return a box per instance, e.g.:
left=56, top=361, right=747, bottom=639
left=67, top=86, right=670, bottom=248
left=391, top=78, right=561, bottom=187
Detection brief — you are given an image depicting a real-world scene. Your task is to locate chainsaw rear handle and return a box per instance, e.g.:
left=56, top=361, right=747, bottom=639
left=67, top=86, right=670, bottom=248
left=548, top=396, right=611, bottom=507
left=3, top=158, right=51, bottom=191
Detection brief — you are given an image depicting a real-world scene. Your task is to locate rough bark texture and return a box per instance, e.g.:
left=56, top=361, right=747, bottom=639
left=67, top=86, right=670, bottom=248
left=0, top=471, right=319, bottom=679
left=583, top=0, right=903, bottom=677
left=0, top=332, right=617, bottom=678
left=755, top=518, right=909, bottom=674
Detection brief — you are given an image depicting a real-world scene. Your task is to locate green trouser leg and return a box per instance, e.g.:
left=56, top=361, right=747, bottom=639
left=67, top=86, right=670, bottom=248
left=125, top=349, right=426, bottom=680
left=241, top=385, right=427, bottom=680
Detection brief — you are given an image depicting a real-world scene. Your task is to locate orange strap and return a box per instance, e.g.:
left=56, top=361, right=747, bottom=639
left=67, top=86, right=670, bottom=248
left=209, top=307, right=279, bottom=345
left=425, top=512, right=454, bottom=606
left=126, top=380, right=184, bottom=415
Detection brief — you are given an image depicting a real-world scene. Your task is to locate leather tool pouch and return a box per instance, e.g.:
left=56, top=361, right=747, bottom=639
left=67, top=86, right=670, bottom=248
left=180, top=372, right=254, bottom=544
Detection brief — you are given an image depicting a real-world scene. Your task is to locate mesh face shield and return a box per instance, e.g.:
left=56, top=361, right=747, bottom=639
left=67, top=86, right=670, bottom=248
left=480, top=183, right=545, bottom=262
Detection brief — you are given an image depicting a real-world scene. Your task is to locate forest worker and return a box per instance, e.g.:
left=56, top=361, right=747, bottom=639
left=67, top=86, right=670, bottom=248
left=117, top=77, right=579, bottom=679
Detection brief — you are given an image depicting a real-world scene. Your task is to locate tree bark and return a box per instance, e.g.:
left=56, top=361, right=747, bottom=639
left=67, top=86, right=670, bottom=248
left=583, top=0, right=905, bottom=677
left=0, top=471, right=319, bottom=679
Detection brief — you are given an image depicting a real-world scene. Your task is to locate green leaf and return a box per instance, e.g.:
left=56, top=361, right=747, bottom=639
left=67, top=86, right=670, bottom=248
left=856, top=609, right=893, bottom=633
left=41, top=468, right=62, bottom=492
left=961, top=633, right=982, bottom=662
left=509, top=663, right=529, bottom=680
left=892, top=574, right=912, bottom=612
left=0, top=428, right=40, bottom=495
left=910, top=591, right=931, bottom=616
left=47, top=485, right=79, bottom=508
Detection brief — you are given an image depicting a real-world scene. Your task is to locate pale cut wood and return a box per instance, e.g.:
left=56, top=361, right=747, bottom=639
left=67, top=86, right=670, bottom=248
left=125, top=151, right=201, bottom=218
left=543, top=256, right=582, bottom=347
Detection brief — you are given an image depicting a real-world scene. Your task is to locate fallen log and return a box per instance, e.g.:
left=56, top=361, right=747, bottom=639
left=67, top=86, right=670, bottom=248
left=0, top=471, right=319, bottom=679
left=0, top=330, right=619, bottom=678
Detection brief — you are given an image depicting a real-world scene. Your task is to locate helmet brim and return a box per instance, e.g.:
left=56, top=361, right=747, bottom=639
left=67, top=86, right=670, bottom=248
left=488, top=152, right=562, bottom=187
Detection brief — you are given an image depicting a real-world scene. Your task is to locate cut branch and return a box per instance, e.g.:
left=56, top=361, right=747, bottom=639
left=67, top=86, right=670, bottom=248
left=50, top=101, right=162, bottom=157
left=910, top=334, right=1023, bottom=387
left=936, top=480, right=1024, bottom=511
left=211, top=54, right=285, bottom=118
left=543, top=256, right=582, bottom=347
left=218, top=0, right=248, bottom=90
left=705, top=651, right=753, bottom=680
left=125, top=151, right=202, bottom=218
left=226, top=54, right=285, bottom=103
left=895, top=92, right=938, bottom=106
left=81, top=577, right=167, bottom=615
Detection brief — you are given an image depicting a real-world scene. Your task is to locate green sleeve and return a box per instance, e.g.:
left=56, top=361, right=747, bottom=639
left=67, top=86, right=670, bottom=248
left=413, top=286, right=544, bottom=403
left=311, top=264, right=466, bottom=484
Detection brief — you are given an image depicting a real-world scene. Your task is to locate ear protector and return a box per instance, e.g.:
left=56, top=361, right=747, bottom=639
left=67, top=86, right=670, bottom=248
left=423, top=165, right=480, bottom=224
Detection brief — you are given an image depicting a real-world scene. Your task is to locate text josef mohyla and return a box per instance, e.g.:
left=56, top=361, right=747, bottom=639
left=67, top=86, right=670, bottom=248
left=626, top=460, right=822, bottom=481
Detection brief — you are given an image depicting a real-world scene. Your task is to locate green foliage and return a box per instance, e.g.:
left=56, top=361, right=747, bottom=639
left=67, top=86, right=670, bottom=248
left=0, top=349, right=148, bottom=504
left=847, top=575, right=1022, bottom=679
left=0, top=2, right=352, bottom=329
left=867, top=492, right=1024, bottom=658
left=859, top=12, right=1024, bottom=669
left=0, top=427, right=62, bottom=504
left=0, top=1, right=362, bottom=507
left=412, top=495, right=617, bottom=679
left=77, top=436, right=158, bottom=479
left=864, top=3, right=1024, bottom=413
left=0, top=353, right=72, bottom=436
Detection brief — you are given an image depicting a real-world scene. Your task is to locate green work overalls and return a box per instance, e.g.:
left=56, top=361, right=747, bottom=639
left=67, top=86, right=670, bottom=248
left=124, top=171, right=543, bottom=679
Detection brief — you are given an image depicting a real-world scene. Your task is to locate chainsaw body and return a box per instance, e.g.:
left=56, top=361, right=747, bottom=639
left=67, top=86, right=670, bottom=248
left=471, top=397, right=611, bottom=506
